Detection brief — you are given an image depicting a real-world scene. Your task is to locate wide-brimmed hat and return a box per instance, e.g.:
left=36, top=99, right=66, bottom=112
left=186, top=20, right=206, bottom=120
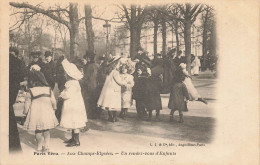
left=107, top=56, right=121, bottom=66
left=62, top=59, right=83, bottom=80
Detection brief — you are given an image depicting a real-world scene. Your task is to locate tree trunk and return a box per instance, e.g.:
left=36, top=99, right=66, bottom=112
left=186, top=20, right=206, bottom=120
left=202, top=28, right=207, bottom=70
left=130, top=24, right=142, bottom=59
left=69, top=3, right=80, bottom=59
left=161, top=18, right=167, bottom=57
left=184, top=21, right=192, bottom=74
left=153, top=20, right=158, bottom=55
left=174, top=21, right=180, bottom=55
left=84, top=5, right=95, bottom=53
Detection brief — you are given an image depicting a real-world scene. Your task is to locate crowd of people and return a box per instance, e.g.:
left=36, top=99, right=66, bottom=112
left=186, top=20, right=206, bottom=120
left=9, top=47, right=207, bottom=153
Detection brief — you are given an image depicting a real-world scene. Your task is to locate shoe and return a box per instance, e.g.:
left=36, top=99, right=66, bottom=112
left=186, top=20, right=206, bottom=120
left=198, top=98, right=208, bottom=104
left=147, top=111, right=152, bottom=121
left=42, top=146, right=50, bottom=152
left=155, top=111, right=160, bottom=122
left=66, top=140, right=80, bottom=147
left=66, top=133, right=80, bottom=147
left=64, top=138, right=73, bottom=143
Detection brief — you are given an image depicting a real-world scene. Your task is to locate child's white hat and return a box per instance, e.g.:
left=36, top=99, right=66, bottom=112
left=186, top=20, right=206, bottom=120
left=62, top=59, right=83, bottom=80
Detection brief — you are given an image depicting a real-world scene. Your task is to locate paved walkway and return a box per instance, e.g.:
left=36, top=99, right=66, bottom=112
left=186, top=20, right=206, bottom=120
left=17, top=70, right=217, bottom=153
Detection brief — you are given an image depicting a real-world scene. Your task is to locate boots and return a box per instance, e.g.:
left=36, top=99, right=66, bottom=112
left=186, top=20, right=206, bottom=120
left=119, top=109, right=124, bottom=119
left=112, top=111, right=118, bottom=122
left=147, top=111, right=152, bottom=121
left=64, top=130, right=74, bottom=143
left=66, top=133, right=80, bottom=147
left=120, top=108, right=127, bottom=120
left=198, top=98, right=208, bottom=104
left=170, top=110, right=174, bottom=122
left=179, top=114, right=184, bottom=123
left=108, top=111, right=113, bottom=122
left=155, top=110, right=160, bottom=122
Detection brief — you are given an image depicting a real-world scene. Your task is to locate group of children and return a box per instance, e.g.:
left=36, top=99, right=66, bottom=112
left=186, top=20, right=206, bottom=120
left=20, top=51, right=207, bottom=152
left=23, top=57, right=87, bottom=152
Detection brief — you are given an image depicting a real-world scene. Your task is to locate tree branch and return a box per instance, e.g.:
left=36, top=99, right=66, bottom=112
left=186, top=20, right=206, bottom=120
left=10, top=2, right=70, bottom=29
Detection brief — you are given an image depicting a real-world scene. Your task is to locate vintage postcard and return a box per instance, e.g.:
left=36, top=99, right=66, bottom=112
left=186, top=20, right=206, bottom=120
left=0, top=0, right=259, bottom=164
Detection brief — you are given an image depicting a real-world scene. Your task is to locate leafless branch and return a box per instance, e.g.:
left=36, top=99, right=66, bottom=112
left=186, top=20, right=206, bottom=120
left=10, top=2, right=70, bottom=29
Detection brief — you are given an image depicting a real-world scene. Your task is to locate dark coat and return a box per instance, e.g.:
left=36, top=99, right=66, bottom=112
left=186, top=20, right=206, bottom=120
left=97, top=62, right=108, bottom=93
left=132, top=76, right=147, bottom=101
left=42, top=60, right=56, bottom=89
left=83, top=62, right=99, bottom=91
left=168, top=82, right=190, bottom=111
left=145, top=75, right=163, bottom=111
left=55, top=61, right=66, bottom=92
left=9, top=54, right=23, bottom=152
left=82, top=62, right=100, bottom=117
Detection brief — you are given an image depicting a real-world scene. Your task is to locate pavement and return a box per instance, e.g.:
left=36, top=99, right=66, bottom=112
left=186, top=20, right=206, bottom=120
left=16, top=70, right=217, bottom=155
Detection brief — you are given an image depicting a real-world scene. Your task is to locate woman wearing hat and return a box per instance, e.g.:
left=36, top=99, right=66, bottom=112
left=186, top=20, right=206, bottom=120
left=23, top=65, right=58, bottom=152
left=59, top=57, right=87, bottom=147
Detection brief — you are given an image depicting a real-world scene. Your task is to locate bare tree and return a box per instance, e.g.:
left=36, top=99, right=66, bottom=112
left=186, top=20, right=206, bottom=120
left=201, top=6, right=215, bottom=70
left=160, top=3, right=204, bottom=74
left=10, top=2, right=83, bottom=59
left=84, top=5, right=95, bottom=53
left=118, top=5, right=149, bottom=59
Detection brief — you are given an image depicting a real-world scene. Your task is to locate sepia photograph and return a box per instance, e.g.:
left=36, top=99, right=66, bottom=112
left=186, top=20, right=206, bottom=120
left=0, top=0, right=259, bottom=164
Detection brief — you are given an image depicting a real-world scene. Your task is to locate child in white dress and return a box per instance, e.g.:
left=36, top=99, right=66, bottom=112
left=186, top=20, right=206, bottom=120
left=24, top=65, right=58, bottom=152
left=59, top=58, right=87, bottom=147
left=119, top=63, right=135, bottom=119
left=179, top=63, right=207, bottom=104
left=97, top=56, right=129, bottom=122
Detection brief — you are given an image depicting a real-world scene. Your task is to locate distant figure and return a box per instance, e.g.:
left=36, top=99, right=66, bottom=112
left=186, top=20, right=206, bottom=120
left=191, top=55, right=201, bottom=76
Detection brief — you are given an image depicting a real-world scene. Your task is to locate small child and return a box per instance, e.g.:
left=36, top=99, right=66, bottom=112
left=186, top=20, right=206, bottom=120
left=119, top=63, right=135, bottom=119
left=132, top=66, right=148, bottom=119
left=145, top=68, right=163, bottom=122
left=59, top=58, right=88, bottom=147
left=24, top=65, right=58, bottom=152
left=97, top=56, right=128, bottom=122
left=168, top=67, right=191, bottom=123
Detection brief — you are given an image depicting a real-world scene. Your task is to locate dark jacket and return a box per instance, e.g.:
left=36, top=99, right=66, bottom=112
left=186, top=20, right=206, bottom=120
left=83, top=62, right=99, bottom=91
left=132, top=76, right=147, bottom=101
left=42, top=60, right=56, bottom=88
left=9, top=54, right=24, bottom=152
left=145, top=75, right=163, bottom=111
left=168, top=82, right=190, bottom=111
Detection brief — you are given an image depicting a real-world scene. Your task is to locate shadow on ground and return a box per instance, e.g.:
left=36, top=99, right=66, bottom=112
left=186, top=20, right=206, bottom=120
left=88, top=111, right=215, bottom=144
